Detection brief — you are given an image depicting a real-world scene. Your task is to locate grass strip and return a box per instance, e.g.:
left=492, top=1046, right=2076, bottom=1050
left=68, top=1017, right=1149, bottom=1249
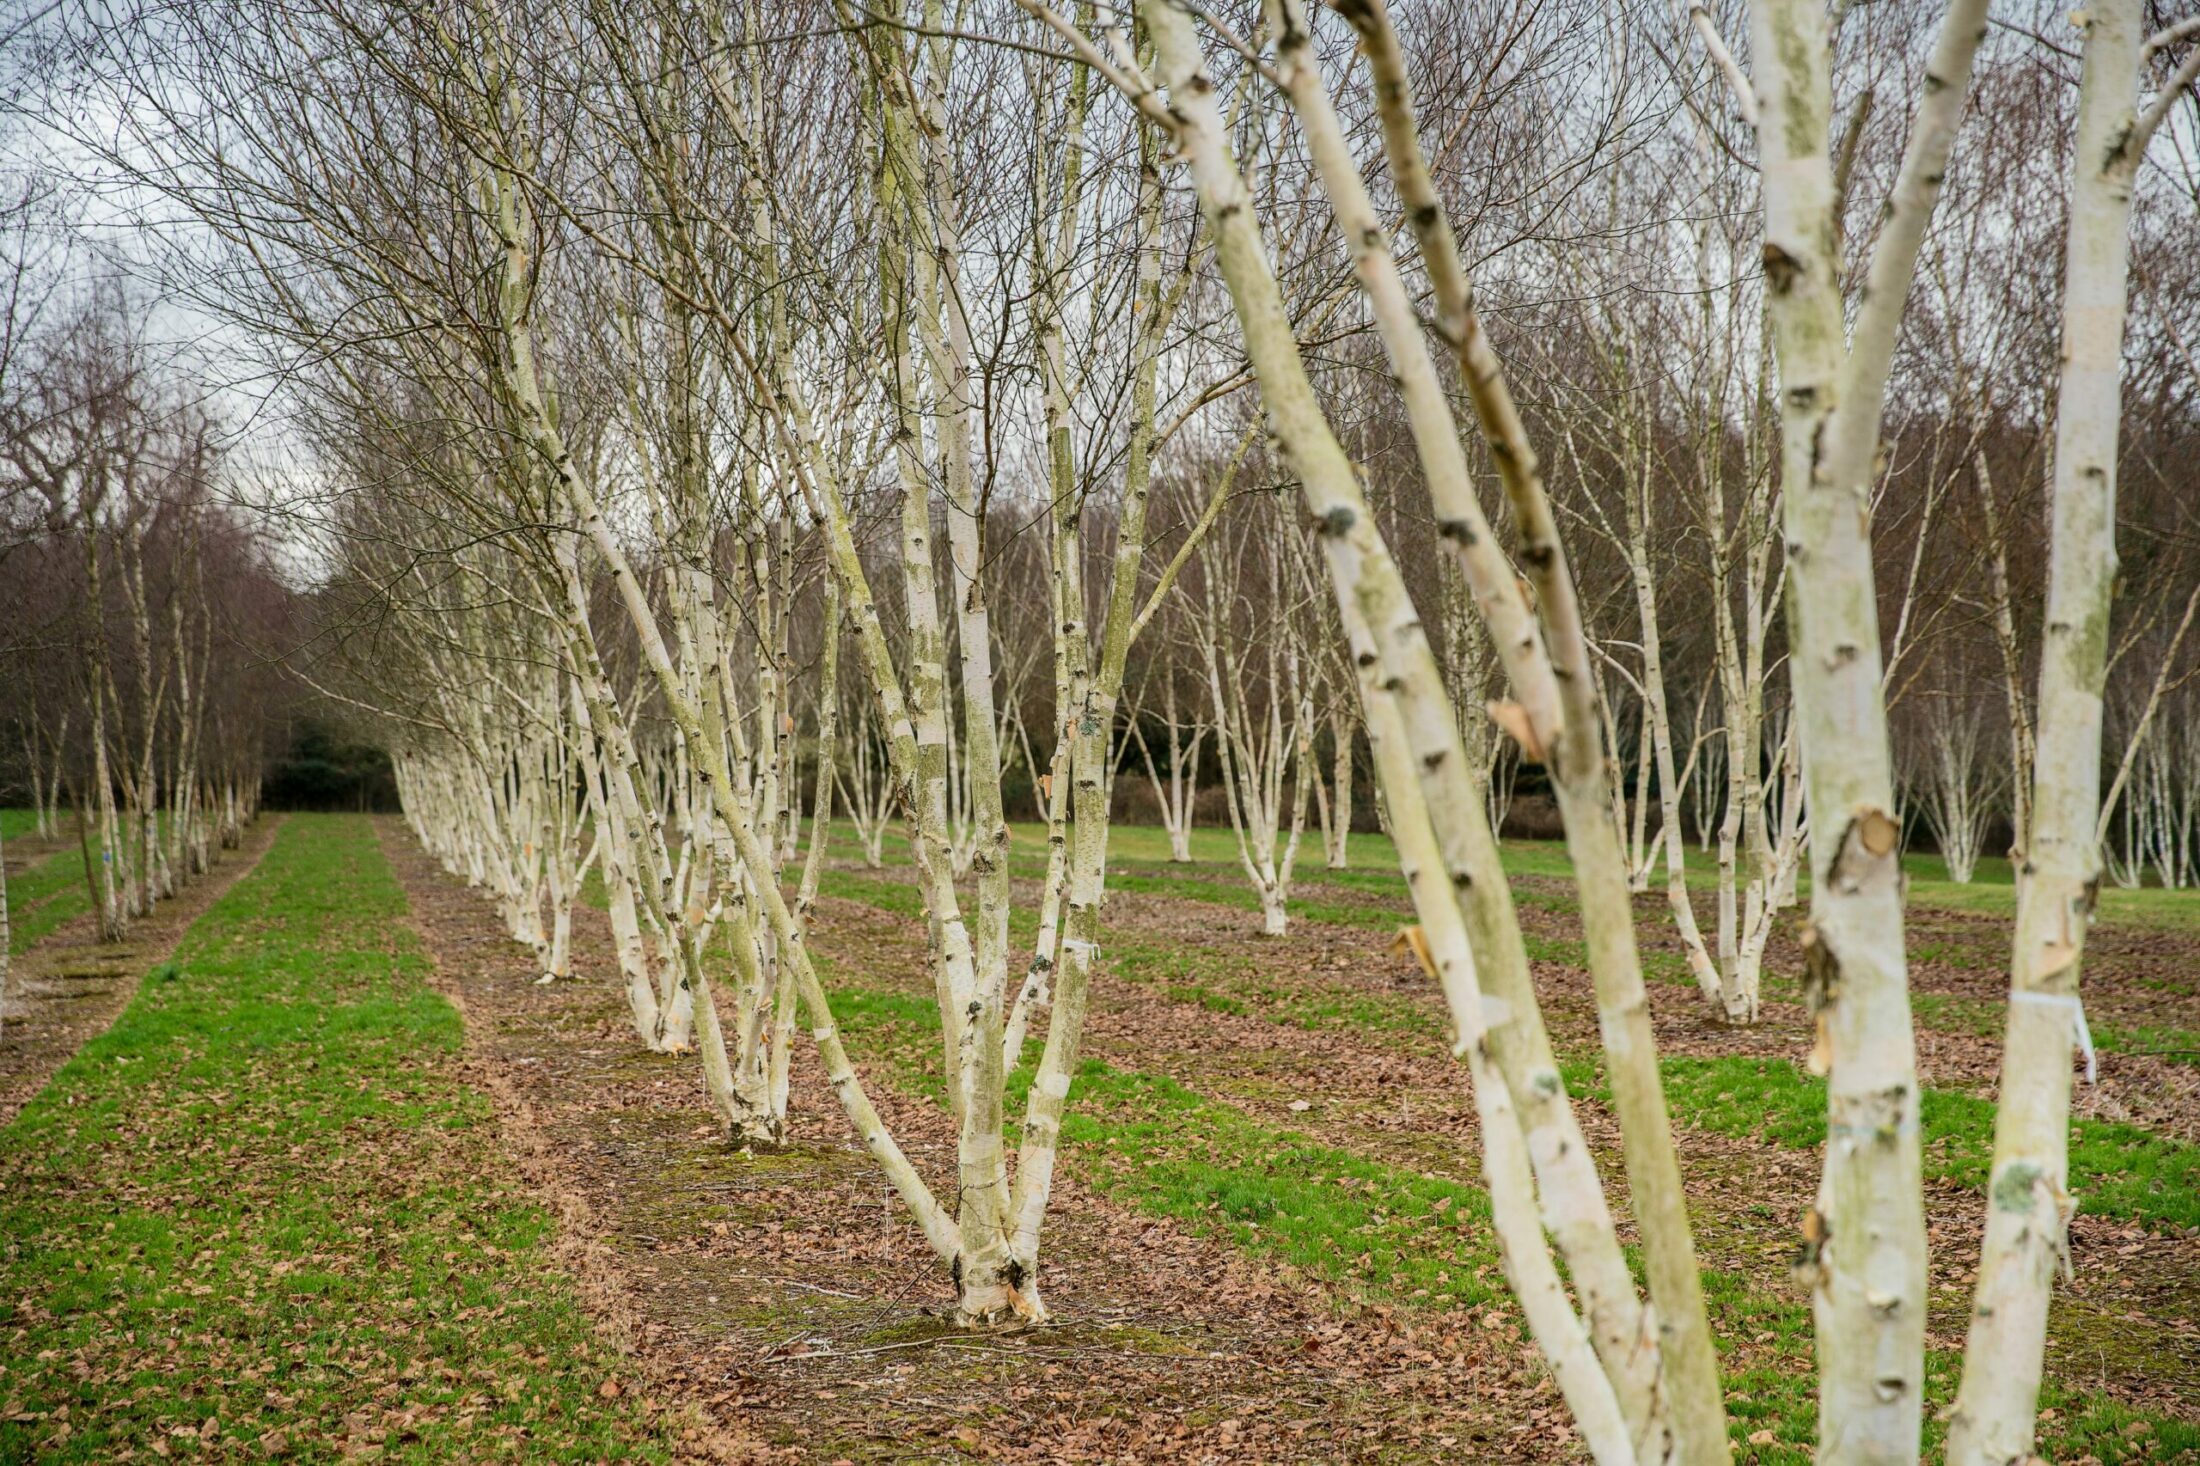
left=0, top=814, right=680, bottom=1462
left=819, top=866, right=2200, bottom=1232
left=1629, top=1055, right=2200, bottom=1231
left=6, top=839, right=99, bottom=955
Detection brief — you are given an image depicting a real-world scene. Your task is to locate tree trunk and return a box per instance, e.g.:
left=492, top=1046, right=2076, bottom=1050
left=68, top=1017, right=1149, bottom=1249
left=1745, top=0, right=1988, bottom=1449
left=1946, top=2, right=2176, bottom=1453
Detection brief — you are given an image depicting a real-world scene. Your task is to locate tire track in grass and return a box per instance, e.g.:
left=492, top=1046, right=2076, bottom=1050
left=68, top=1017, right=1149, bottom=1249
left=0, top=814, right=693, bottom=1462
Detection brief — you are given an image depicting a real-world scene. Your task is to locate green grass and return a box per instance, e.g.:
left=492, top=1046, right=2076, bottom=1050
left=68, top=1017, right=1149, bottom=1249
left=967, top=817, right=2200, bottom=930
left=2092, top=1018, right=2200, bottom=1066
left=826, top=971, right=1512, bottom=1303
left=1604, top=1055, right=2200, bottom=1231
left=4, top=812, right=217, bottom=957
left=1068, top=1066, right=1509, bottom=1307
left=0, top=814, right=679, bottom=1462
left=816, top=842, right=2200, bottom=1233
left=816, top=865, right=1452, bottom=1043
left=826, top=817, right=2200, bottom=1069
left=5, top=834, right=98, bottom=955
left=833, top=978, right=1513, bottom=1310
left=1908, top=989, right=2007, bottom=1038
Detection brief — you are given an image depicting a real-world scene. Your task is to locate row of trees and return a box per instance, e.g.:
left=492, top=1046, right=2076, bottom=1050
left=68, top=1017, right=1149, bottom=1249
left=0, top=303, right=281, bottom=943
left=19, top=0, right=2196, bottom=1459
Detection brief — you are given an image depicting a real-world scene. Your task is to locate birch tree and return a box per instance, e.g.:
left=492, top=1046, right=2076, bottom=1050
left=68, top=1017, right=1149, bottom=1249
left=1, top=307, right=253, bottom=942
left=1192, top=491, right=1316, bottom=936
left=1019, top=2, right=1740, bottom=1454
left=1696, top=0, right=1992, bottom=1445
left=1945, top=6, right=2200, bottom=1456
left=1123, top=656, right=1206, bottom=863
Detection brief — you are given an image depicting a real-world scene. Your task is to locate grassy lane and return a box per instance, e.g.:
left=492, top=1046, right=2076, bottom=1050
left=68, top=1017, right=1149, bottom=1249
left=1570, top=1055, right=2200, bottom=1230
left=5, top=837, right=97, bottom=956
left=5, top=811, right=225, bottom=959
left=828, top=819, right=2197, bottom=994
left=0, top=814, right=679, bottom=1462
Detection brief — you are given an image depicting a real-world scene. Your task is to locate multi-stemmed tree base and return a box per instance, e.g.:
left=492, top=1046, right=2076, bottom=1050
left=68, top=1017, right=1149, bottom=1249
left=725, top=1114, right=787, bottom=1152
left=952, top=1256, right=1046, bottom=1329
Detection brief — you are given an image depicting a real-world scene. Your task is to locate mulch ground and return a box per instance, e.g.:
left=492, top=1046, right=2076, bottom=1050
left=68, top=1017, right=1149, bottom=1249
left=379, top=818, right=1577, bottom=1464
left=1074, top=875, right=2200, bottom=1425
left=1173, top=864, right=2200, bottom=1141
left=0, top=815, right=283, bottom=1126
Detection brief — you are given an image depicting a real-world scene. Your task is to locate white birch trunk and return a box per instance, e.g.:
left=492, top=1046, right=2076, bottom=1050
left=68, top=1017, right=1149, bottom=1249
left=1097, top=3, right=1694, bottom=1452
left=1946, top=2, right=2189, bottom=1453
left=1740, top=0, right=1988, bottom=1451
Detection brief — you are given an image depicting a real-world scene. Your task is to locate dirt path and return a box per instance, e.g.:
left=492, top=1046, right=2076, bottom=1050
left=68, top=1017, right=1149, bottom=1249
left=1, top=826, right=75, bottom=879
left=380, top=817, right=1575, bottom=1464
left=0, top=815, right=284, bottom=1126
